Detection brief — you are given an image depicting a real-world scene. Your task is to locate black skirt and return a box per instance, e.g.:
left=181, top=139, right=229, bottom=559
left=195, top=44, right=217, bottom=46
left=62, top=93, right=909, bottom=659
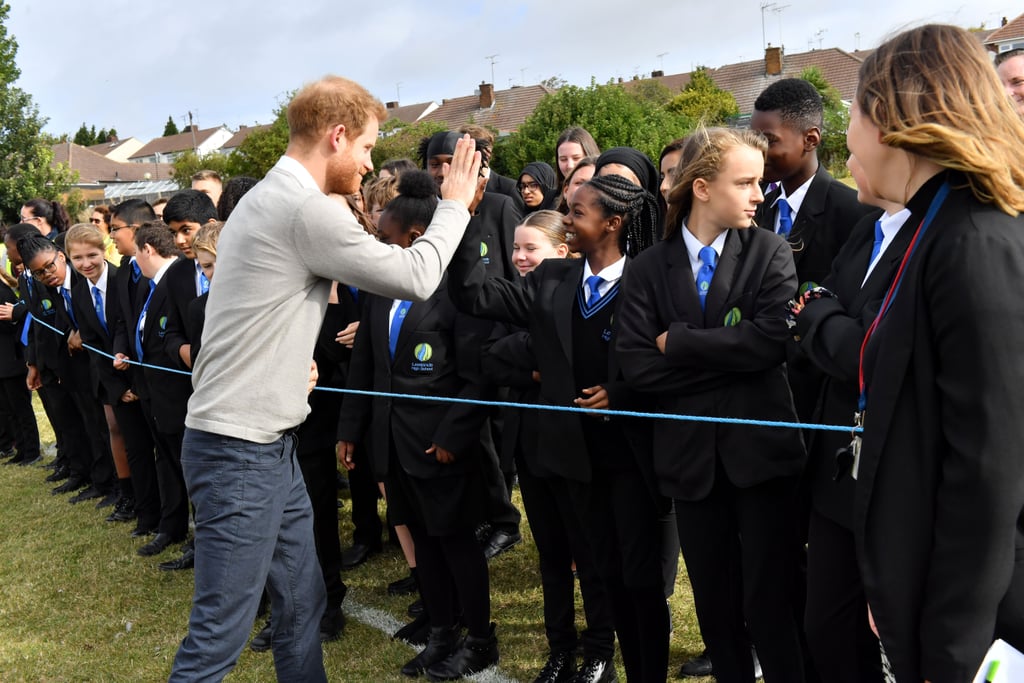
left=385, top=442, right=486, bottom=537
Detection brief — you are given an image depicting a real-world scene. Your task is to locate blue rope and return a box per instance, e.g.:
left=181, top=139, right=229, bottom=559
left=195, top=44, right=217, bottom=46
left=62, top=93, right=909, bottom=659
left=28, top=315, right=861, bottom=434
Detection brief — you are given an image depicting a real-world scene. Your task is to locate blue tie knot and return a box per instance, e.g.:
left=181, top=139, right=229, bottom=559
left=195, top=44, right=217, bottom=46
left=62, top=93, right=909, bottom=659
left=698, top=246, right=717, bottom=270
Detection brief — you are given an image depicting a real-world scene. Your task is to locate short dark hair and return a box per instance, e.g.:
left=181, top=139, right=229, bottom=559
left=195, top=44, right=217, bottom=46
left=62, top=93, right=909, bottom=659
left=996, top=48, right=1024, bottom=67
left=111, top=199, right=156, bottom=226
left=753, top=78, right=824, bottom=131
left=163, top=189, right=217, bottom=225
left=134, top=223, right=181, bottom=257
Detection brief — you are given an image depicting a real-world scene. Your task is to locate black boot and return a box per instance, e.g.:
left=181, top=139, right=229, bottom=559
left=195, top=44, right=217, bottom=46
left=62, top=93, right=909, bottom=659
left=400, top=625, right=458, bottom=677
left=426, top=622, right=499, bottom=681
left=394, top=611, right=431, bottom=646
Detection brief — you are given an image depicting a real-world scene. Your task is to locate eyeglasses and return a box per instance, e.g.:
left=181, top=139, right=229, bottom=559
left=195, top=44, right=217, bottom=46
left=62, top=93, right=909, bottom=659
left=30, top=253, right=61, bottom=280
left=518, top=181, right=541, bottom=193
left=20, top=214, right=40, bottom=223
left=109, top=223, right=136, bottom=233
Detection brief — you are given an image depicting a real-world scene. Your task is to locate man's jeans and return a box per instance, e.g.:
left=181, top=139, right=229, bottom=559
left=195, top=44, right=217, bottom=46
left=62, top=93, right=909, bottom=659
left=169, top=428, right=327, bottom=683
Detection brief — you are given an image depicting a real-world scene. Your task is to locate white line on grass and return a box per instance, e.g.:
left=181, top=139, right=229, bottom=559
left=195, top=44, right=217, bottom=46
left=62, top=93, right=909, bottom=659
left=344, top=591, right=521, bottom=683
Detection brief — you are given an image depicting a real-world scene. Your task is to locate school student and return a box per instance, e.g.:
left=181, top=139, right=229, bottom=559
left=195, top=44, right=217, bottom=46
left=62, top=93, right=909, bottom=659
left=65, top=224, right=137, bottom=518
left=0, top=255, right=39, bottom=467
left=518, top=162, right=560, bottom=211
left=846, top=25, right=1024, bottom=682
left=554, top=126, right=601, bottom=188
left=786, top=156, right=906, bottom=683
left=485, top=210, right=618, bottom=683
left=616, top=128, right=806, bottom=683
left=113, top=224, right=191, bottom=561
left=19, top=234, right=116, bottom=503
left=337, top=171, right=498, bottom=680
left=107, top=200, right=162, bottom=538
left=448, top=172, right=667, bottom=682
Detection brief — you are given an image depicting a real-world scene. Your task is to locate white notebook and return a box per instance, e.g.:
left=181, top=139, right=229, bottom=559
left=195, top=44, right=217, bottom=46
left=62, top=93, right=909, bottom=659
left=973, top=639, right=1024, bottom=683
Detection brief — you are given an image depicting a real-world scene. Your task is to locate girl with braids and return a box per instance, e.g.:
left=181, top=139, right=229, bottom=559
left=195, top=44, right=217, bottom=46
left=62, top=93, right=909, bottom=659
left=841, top=25, right=1024, bottom=683
left=337, top=170, right=498, bottom=681
left=21, top=198, right=71, bottom=238
left=617, top=127, right=806, bottom=683
left=448, top=173, right=668, bottom=682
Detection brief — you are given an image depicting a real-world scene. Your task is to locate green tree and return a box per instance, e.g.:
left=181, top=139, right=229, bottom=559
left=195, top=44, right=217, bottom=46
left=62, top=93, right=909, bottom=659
left=0, top=2, right=76, bottom=222
left=630, top=79, right=675, bottom=107
left=170, top=150, right=232, bottom=188
left=224, top=102, right=290, bottom=179
left=800, top=67, right=849, bottom=176
left=163, top=115, right=179, bottom=137
left=371, top=119, right=448, bottom=172
left=73, top=122, right=94, bottom=146
left=666, top=68, right=739, bottom=125
left=492, top=80, right=693, bottom=177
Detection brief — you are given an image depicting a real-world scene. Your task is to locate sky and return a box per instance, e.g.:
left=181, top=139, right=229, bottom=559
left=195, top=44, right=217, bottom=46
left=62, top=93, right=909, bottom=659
left=7, top=0, right=1018, bottom=143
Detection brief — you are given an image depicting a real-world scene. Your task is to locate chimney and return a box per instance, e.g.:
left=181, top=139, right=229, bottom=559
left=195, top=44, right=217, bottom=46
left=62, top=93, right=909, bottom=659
left=651, top=70, right=664, bottom=78
left=765, top=45, right=783, bottom=76
left=386, top=101, right=399, bottom=109
left=479, top=82, right=495, bottom=109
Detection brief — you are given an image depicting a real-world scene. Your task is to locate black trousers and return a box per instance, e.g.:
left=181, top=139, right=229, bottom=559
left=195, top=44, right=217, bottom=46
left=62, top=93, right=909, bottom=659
left=517, top=450, right=614, bottom=660
left=805, top=509, right=883, bottom=683
left=140, top=398, right=189, bottom=539
left=482, top=418, right=520, bottom=531
left=0, top=374, right=39, bottom=462
left=347, top=440, right=383, bottom=550
left=297, top=447, right=347, bottom=611
left=675, top=469, right=805, bottom=683
left=68, top=387, right=114, bottom=491
left=113, top=399, right=160, bottom=530
left=571, top=463, right=669, bottom=681
left=44, top=380, right=103, bottom=484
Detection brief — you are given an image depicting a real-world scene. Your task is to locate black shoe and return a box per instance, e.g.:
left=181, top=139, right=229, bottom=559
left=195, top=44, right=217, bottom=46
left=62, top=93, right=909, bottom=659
left=534, top=650, right=576, bottom=683
left=320, top=607, right=345, bottom=642
left=341, top=543, right=379, bottom=570
left=250, top=618, right=272, bottom=652
left=426, top=623, right=499, bottom=681
left=45, top=464, right=70, bottom=483
left=131, top=524, right=157, bottom=538
left=51, top=477, right=87, bottom=495
left=137, top=532, right=180, bottom=557
left=94, top=491, right=119, bottom=509
left=677, top=649, right=713, bottom=678
left=106, top=497, right=137, bottom=523
left=158, top=546, right=195, bottom=571
left=573, top=657, right=617, bottom=683
left=401, top=625, right=458, bottom=677
left=408, top=598, right=424, bottom=618
left=483, top=529, right=522, bottom=560
left=393, top=612, right=431, bottom=646
left=69, top=485, right=104, bottom=504
left=388, top=572, right=418, bottom=596
left=17, top=455, right=42, bottom=467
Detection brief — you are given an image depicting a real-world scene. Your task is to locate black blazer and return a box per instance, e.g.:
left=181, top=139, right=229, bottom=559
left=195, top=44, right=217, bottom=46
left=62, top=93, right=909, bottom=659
left=24, top=268, right=91, bottom=390
left=854, top=173, right=1024, bottom=683
left=137, top=258, right=193, bottom=434
left=473, top=191, right=523, bottom=282
left=616, top=228, right=805, bottom=502
left=111, top=259, right=149, bottom=397
left=0, top=282, right=25, bottom=379
left=162, top=257, right=201, bottom=370
left=793, top=209, right=912, bottom=527
left=486, top=171, right=526, bottom=214
left=757, top=165, right=872, bottom=422
left=446, top=221, right=662, bottom=508
left=337, top=279, right=494, bottom=480
left=72, top=264, right=129, bottom=405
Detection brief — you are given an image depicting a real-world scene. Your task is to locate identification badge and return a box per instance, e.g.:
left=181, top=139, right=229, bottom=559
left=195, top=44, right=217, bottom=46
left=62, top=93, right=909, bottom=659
left=833, top=411, right=864, bottom=482
left=851, top=411, right=864, bottom=480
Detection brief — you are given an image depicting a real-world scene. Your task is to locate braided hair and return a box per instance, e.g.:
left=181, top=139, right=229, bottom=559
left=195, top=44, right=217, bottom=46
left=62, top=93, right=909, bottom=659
left=582, top=174, right=660, bottom=258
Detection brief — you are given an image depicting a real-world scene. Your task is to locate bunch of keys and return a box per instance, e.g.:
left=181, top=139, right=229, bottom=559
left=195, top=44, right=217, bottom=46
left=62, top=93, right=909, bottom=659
left=834, top=411, right=864, bottom=481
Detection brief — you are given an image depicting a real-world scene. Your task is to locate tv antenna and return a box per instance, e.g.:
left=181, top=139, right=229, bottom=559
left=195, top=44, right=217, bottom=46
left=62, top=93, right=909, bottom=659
left=485, top=54, right=499, bottom=85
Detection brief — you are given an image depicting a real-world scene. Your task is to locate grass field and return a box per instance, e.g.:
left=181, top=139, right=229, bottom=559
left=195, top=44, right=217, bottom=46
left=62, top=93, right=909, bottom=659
left=0, top=398, right=713, bottom=682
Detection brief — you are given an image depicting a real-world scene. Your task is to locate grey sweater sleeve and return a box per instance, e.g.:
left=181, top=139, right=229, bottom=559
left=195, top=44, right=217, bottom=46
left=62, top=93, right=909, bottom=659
left=295, top=194, right=470, bottom=302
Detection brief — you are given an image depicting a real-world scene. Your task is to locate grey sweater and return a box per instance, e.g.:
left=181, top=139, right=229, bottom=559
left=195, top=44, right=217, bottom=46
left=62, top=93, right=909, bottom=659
left=186, top=156, right=470, bottom=443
